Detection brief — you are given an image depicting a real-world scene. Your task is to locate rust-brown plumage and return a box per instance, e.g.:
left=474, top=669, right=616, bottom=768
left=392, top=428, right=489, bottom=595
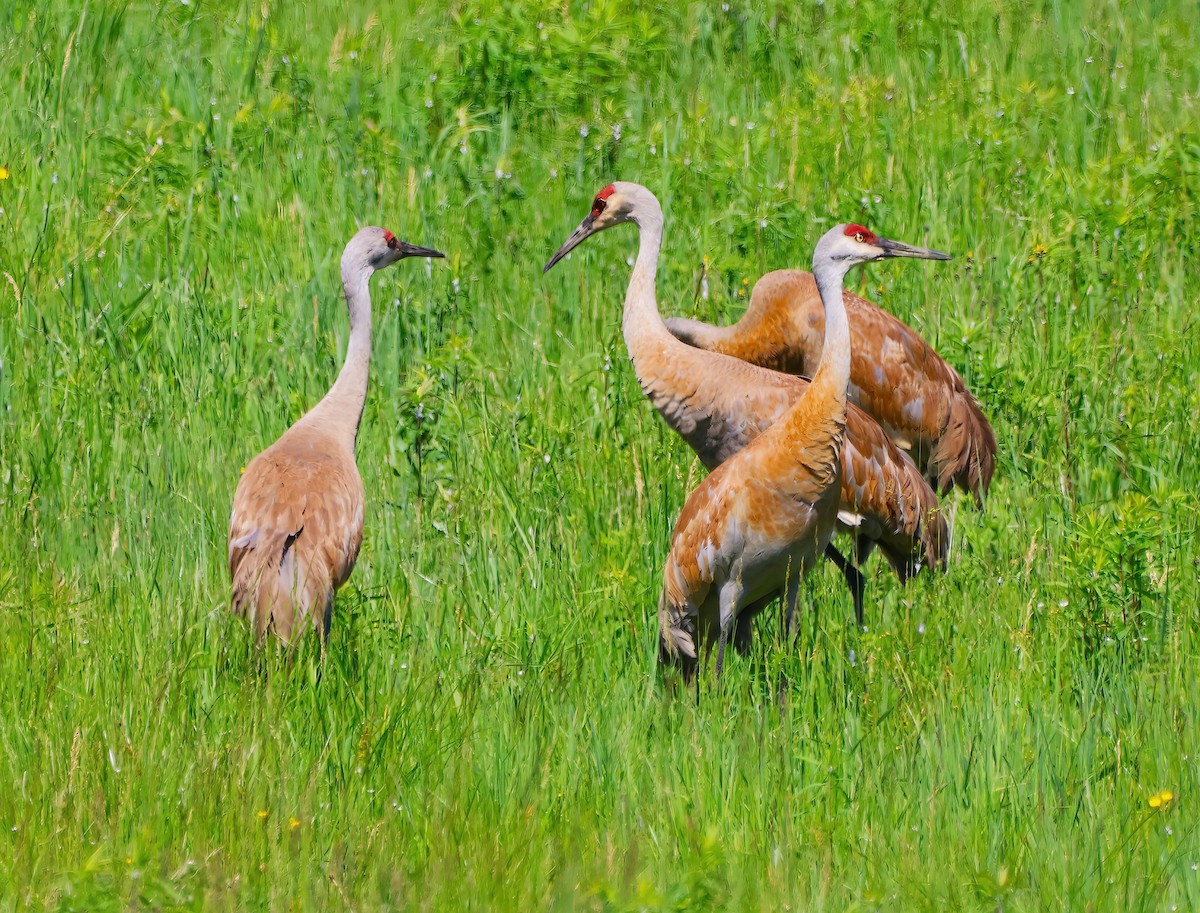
left=657, top=224, right=951, bottom=678
left=228, top=227, right=443, bottom=642
left=543, top=183, right=948, bottom=633
left=667, top=269, right=995, bottom=504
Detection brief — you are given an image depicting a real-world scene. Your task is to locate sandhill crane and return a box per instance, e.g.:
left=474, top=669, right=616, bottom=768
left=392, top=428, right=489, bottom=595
left=228, top=227, right=444, bottom=642
left=543, top=182, right=947, bottom=635
left=658, top=224, right=950, bottom=679
left=666, top=270, right=995, bottom=504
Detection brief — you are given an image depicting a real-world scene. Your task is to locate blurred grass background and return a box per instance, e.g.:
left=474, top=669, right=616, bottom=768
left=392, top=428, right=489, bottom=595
left=1, top=0, right=1198, bottom=909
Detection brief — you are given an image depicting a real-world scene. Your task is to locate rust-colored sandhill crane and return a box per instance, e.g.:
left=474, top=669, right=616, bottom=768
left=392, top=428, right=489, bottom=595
left=659, top=224, right=950, bottom=678
left=228, top=227, right=444, bottom=642
left=665, top=270, right=995, bottom=504
left=543, top=182, right=947, bottom=634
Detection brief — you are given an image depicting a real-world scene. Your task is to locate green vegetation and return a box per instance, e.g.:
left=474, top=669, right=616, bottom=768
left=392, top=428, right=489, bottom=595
left=2, top=0, right=1198, bottom=908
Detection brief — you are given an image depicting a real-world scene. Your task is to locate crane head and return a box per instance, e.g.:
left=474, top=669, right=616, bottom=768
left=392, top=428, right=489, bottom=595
left=815, top=223, right=951, bottom=274
left=543, top=183, right=637, bottom=273
left=348, top=226, right=445, bottom=272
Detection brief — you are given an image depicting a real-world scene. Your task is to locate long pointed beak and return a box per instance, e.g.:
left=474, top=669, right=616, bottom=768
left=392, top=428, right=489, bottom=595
left=543, top=216, right=596, bottom=273
left=399, top=242, right=445, bottom=259
left=877, top=237, right=951, bottom=260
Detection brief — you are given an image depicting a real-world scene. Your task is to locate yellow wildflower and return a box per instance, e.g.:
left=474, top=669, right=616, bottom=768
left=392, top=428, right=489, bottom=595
left=289, top=816, right=301, bottom=830
left=257, top=809, right=269, bottom=820
left=1148, top=789, right=1174, bottom=809
left=0, top=166, right=9, bottom=180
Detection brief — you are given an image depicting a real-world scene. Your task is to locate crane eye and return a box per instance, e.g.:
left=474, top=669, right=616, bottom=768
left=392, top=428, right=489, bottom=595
left=854, top=232, right=866, bottom=243
left=590, top=198, right=607, bottom=218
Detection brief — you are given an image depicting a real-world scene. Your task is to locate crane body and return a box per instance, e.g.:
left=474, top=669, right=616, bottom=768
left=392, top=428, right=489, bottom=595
left=667, top=269, right=995, bottom=503
left=544, top=183, right=947, bottom=634
left=658, top=224, right=951, bottom=678
left=227, top=227, right=444, bottom=642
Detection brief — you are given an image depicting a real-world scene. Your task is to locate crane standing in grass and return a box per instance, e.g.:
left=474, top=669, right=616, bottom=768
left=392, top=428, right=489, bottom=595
left=665, top=270, right=995, bottom=504
left=544, top=182, right=947, bottom=639
left=659, top=224, right=950, bottom=679
left=228, top=227, right=444, bottom=642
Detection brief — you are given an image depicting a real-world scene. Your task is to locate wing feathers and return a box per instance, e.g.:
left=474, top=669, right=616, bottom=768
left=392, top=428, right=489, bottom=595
left=227, top=426, right=363, bottom=642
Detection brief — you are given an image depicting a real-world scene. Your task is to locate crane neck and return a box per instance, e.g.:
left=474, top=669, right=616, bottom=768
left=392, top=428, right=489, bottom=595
left=298, top=260, right=375, bottom=449
left=620, top=200, right=671, bottom=357
left=753, top=254, right=854, bottom=489
left=809, top=258, right=853, bottom=405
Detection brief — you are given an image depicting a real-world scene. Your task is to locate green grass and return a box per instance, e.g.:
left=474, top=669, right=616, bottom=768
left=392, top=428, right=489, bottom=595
left=2, top=0, right=1198, bottom=908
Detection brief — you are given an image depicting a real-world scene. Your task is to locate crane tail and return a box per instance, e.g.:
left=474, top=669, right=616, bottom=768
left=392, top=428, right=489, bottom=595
left=658, top=588, right=698, bottom=682
left=230, top=530, right=330, bottom=644
left=930, top=392, right=997, bottom=508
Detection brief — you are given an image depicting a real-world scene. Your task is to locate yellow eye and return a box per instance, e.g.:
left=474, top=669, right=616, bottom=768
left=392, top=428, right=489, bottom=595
left=854, top=232, right=866, bottom=243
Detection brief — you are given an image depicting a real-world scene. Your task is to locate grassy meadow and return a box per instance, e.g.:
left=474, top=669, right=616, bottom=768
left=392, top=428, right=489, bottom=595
left=2, top=0, right=1199, bottom=908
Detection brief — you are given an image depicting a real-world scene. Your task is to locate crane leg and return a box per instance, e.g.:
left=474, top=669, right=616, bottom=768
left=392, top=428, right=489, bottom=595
left=823, top=544, right=866, bottom=628
left=783, top=570, right=804, bottom=641
left=715, top=580, right=744, bottom=682
left=734, top=594, right=773, bottom=656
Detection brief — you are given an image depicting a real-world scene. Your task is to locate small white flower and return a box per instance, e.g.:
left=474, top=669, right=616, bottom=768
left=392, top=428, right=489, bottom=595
left=579, top=123, right=589, bottom=137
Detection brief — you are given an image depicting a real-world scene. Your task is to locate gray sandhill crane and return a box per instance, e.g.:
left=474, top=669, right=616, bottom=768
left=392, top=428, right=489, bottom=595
left=665, top=270, right=995, bottom=504
left=659, top=224, right=950, bottom=679
left=228, top=227, right=444, bottom=642
left=543, top=182, right=947, bottom=636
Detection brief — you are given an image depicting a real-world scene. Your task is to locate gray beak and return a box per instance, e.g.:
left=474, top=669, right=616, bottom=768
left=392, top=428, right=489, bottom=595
left=543, top=216, right=596, bottom=273
left=877, top=237, right=951, bottom=260
left=398, top=241, right=445, bottom=259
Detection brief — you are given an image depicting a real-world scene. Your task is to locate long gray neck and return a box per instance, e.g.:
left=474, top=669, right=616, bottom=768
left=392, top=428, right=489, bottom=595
left=810, top=258, right=853, bottom=397
left=620, top=196, right=669, bottom=351
left=299, top=257, right=374, bottom=448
